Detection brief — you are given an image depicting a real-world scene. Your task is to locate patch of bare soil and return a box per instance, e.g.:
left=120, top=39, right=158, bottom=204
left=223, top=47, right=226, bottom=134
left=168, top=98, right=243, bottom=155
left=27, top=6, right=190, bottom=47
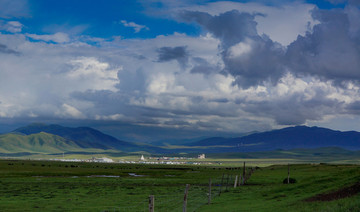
left=305, top=182, right=360, bottom=202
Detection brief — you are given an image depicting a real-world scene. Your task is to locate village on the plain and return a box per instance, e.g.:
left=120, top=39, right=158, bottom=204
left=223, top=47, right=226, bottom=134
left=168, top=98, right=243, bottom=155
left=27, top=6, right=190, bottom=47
left=46, top=153, right=211, bottom=165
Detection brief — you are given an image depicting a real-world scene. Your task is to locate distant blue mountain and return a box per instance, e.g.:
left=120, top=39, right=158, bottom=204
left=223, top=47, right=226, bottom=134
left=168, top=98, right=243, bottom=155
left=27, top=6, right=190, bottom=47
left=13, top=123, right=135, bottom=150
left=188, top=126, right=360, bottom=151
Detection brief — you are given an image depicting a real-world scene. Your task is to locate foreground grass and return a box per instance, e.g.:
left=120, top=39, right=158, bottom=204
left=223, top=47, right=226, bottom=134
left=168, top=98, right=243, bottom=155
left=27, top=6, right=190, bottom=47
left=0, top=160, right=359, bottom=211
left=0, top=160, right=239, bottom=211
left=200, top=164, right=360, bottom=212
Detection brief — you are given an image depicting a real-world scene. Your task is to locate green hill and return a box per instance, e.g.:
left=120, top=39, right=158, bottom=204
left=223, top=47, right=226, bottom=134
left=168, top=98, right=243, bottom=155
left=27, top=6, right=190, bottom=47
left=0, top=132, right=89, bottom=154
left=13, top=123, right=136, bottom=150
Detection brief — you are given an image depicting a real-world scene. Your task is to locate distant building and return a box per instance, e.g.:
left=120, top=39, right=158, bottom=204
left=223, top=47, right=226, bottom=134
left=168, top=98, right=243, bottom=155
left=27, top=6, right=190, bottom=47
left=198, top=154, right=205, bottom=159
left=92, top=157, right=114, bottom=163
left=140, top=155, right=145, bottom=161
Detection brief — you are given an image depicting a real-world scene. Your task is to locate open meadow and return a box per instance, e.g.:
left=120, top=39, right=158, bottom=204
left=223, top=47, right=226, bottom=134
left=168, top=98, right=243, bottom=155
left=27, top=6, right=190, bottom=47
left=0, top=159, right=359, bottom=211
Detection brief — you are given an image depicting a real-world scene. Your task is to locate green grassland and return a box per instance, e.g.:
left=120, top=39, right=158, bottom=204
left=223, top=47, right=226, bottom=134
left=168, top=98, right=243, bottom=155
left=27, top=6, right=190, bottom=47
left=0, top=160, right=359, bottom=211
left=200, top=164, right=360, bottom=212
left=0, top=159, right=237, bottom=211
left=0, top=132, right=104, bottom=154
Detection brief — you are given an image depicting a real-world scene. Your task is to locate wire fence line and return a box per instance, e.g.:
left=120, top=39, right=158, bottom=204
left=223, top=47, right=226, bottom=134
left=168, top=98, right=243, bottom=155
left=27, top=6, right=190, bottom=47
left=101, top=169, right=257, bottom=212
left=2, top=169, right=256, bottom=212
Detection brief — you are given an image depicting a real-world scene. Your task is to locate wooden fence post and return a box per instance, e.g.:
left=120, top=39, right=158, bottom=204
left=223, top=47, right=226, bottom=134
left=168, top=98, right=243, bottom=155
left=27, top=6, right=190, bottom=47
left=234, top=175, right=238, bottom=188
left=219, top=173, right=224, bottom=196
left=225, top=174, right=229, bottom=191
left=242, top=162, right=246, bottom=185
left=149, top=195, right=154, bottom=212
left=183, top=184, right=190, bottom=212
left=287, top=163, right=290, bottom=184
left=208, top=178, right=212, bottom=205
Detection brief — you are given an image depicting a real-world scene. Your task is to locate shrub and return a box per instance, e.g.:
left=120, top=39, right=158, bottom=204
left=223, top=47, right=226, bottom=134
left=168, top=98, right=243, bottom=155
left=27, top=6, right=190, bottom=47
left=283, top=178, right=297, bottom=184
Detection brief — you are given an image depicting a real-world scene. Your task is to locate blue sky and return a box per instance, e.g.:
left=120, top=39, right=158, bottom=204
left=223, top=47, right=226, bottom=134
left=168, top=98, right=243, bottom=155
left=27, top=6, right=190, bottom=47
left=1, top=0, right=360, bottom=142
left=13, top=0, right=201, bottom=39
left=4, top=0, right=346, bottom=39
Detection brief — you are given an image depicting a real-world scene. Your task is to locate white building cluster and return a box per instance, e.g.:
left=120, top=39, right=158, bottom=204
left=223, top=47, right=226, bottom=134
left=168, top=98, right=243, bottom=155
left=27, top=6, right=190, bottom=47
left=48, top=154, right=209, bottom=165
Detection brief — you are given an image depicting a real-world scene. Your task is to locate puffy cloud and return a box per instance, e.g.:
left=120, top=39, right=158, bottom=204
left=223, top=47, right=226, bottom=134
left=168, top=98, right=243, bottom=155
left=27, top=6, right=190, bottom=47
left=120, top=20, right=149, bottom=33
left=67, top=57, right=120, bottom=92
left=234, top=73, right=351, bottom=126
left=286, top=6, right=360, bottom=83
left=180, top=10, right=285, bottom=88
left=175, top=1, right=317, bottom=46
left=0, top=33, right=123, bottom=120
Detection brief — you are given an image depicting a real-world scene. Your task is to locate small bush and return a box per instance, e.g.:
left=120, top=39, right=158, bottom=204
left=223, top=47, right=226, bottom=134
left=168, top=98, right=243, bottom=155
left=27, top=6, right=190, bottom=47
left=283, top=177, right=297, bottom=184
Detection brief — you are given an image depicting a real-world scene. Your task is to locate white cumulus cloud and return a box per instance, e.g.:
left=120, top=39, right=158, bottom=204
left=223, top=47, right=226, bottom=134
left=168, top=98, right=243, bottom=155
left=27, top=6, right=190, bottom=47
left=67, top=57, right=121, bottom=92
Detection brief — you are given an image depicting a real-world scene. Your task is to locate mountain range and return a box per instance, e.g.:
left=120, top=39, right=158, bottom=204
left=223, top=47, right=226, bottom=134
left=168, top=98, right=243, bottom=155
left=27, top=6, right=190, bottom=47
left=0, top=124, right=359, bottom=156
left=188, top=126, right=360, bottom=151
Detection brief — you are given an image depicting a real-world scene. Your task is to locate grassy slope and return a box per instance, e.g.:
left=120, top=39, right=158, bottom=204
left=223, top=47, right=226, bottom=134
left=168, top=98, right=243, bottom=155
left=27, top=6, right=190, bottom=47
left=200, top=164, right=360, bottom=212
left=0, top=132, right=103, bottom=154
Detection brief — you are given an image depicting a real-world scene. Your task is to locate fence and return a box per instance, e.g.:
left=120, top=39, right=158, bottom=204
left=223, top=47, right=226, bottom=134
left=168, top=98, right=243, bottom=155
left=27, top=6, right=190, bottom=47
left=106, top=166, right=256, bottom=212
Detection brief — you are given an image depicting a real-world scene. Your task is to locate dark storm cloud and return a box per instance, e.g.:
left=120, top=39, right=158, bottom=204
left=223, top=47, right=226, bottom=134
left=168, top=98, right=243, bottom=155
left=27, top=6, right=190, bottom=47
left=179, top=10, right=285, bottom=88
left=0, top=43, right=19, bottom=55
left=157, top=46, right=189, bottom=68
left=225, top=36, right=285, bottom=88
left=286, top=7, right=360, bottom=83
left=180, top=6, right=360, bottom=88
